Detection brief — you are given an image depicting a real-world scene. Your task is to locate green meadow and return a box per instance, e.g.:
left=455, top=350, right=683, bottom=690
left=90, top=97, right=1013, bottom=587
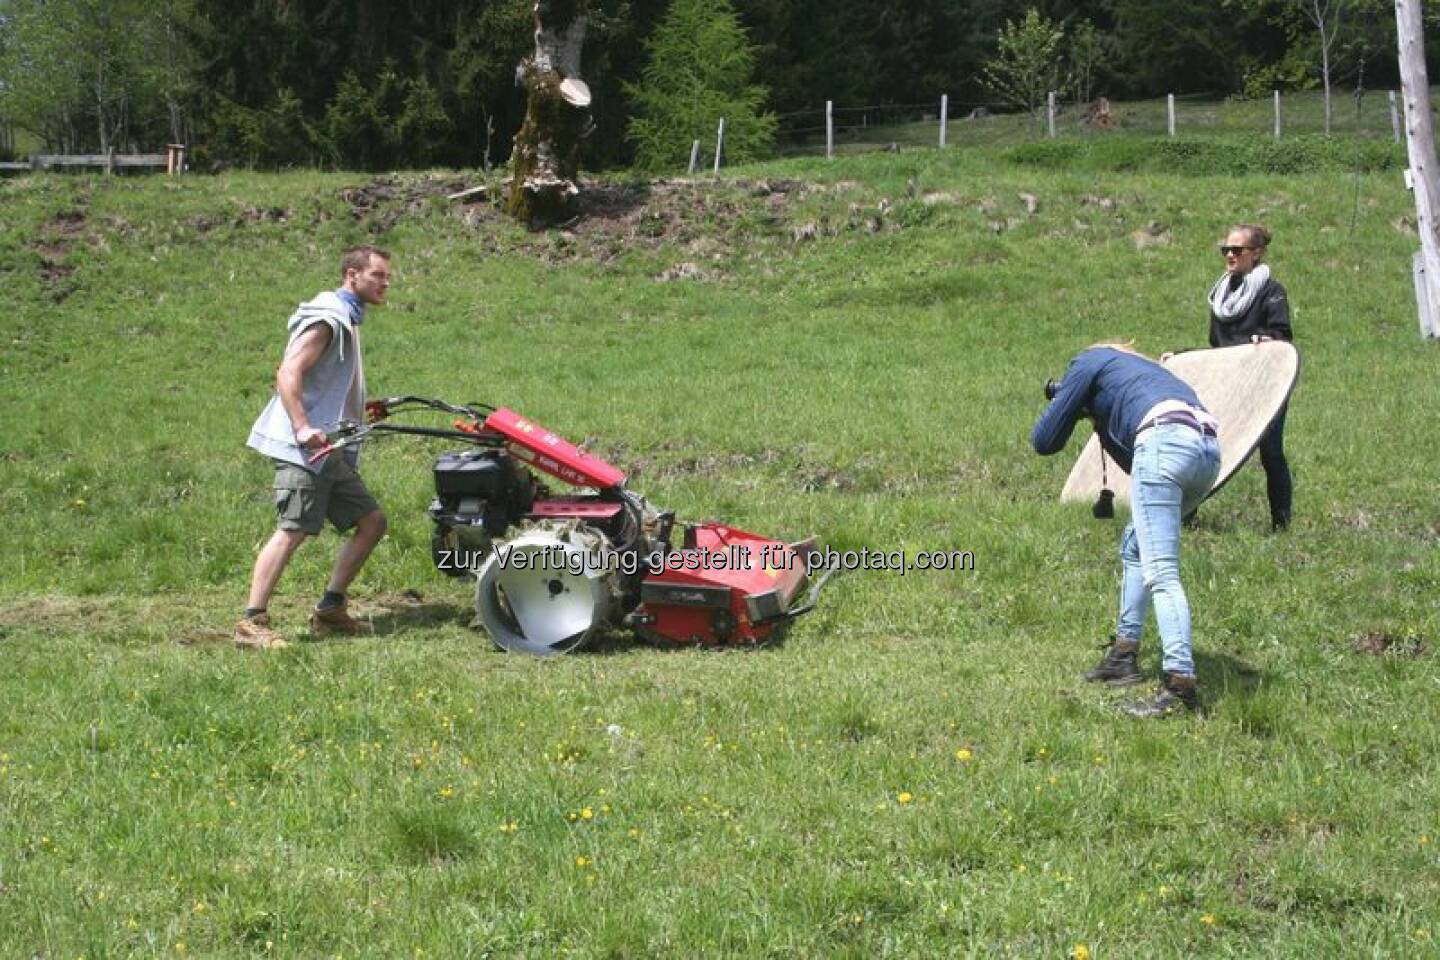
left=0, top=134, right=1436, bottom=956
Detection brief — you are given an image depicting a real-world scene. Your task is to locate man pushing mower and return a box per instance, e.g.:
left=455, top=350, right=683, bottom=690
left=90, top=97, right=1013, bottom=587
left=234, top=245, right=394, bottom=650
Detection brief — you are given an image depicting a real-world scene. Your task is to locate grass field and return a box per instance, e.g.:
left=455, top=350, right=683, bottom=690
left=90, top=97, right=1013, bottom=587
left=1, top=136, right=1437, bottom=957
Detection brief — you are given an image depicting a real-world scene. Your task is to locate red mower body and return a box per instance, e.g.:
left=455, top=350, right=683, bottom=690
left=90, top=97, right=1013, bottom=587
left=637, top=524, right=813, bottom=646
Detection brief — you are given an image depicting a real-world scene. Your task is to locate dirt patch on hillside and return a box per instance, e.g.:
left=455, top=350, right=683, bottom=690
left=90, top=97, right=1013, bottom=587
left=32, top=204, right=88, bottom=302
left=340, top=175, right=472, bottom=234
left=338, top=174, right=813, bottom=264
left=185, top=205, right=293, bottom=233
left=1350, top=631, right=1426, bottom=658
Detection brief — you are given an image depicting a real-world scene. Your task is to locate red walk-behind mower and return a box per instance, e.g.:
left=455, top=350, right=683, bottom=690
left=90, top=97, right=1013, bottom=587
left=313, top=397, right=833, bottom=656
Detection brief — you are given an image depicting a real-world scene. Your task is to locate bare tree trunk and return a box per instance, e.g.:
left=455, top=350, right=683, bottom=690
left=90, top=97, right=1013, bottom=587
left=506, top=0, right=592, bottom=226
left=1322, top=45, right=1332, bottom=133
left=1313, top=0, right=1342, bottom=134
left=96, top=65, right=110, bottom=155
left=481, top=106, right=495, bottom=175
left=164, top=11, right=186, bottom=146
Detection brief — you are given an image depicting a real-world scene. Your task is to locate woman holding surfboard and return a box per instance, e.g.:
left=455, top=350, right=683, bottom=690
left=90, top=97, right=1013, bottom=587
left=1208, top=224, right=1293, bottom=530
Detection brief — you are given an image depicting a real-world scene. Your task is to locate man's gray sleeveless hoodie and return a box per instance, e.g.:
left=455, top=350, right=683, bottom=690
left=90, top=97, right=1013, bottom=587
left=247, top=291, right=365, bottom=472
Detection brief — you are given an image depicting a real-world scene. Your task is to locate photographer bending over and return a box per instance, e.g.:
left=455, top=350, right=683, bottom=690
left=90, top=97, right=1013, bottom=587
left=1032, top=345, right=1220, bottom=717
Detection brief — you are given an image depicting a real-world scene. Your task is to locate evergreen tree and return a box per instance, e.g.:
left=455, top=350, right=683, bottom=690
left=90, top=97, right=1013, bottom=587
left=625, top=0, right=776, bottom=171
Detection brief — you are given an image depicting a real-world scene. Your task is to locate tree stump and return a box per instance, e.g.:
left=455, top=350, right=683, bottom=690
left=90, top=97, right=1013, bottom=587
left=506, top=0, right=592, bottom=226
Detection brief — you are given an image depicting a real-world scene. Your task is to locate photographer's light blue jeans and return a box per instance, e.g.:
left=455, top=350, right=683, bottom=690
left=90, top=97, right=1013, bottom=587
left=1115, top=424, right=1221, bottom=677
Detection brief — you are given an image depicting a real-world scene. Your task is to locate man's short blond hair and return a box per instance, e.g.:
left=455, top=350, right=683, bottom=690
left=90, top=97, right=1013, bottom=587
left=341, top=244, right=391, bottom=278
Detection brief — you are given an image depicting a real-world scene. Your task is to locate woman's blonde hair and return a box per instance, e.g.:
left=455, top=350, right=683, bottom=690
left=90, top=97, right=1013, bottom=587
left=1228, top=223, right=1272, bottom=249
left=1086, top=339, right=1149, bottom=358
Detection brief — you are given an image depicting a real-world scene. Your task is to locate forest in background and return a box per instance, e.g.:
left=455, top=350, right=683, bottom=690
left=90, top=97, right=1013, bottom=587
left=0, top=0, right=1429, bottom=170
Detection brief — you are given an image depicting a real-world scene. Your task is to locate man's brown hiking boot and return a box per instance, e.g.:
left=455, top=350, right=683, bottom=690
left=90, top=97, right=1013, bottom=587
left=234, top=613, right=289, bottom=651
left=308, top=602, right=373, bottom=637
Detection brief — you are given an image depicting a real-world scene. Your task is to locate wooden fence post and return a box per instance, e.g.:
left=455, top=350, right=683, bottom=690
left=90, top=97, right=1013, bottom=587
left=825, top=101, right=833, bottom=160
left=1047, top=91, right=1056, bottom=138
left=939, top=94, right=948, bottom=148
left=1167, top=94, right=1176, bottom=137
left=713, top=118, right=725, bottom=175
left=687, top=139, right=700, bottom=174
left=1390, top=90, right=1402, bottom=144
left=1396, top=0, right=1440, bottom=338
left=1274, top=90, right=1281, bottom=139
left=105, top=148, right=115, bottom=177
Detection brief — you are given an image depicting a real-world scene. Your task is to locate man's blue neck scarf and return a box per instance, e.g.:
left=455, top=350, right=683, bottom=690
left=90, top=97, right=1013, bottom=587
left=336, top=288, right=364, bottom=326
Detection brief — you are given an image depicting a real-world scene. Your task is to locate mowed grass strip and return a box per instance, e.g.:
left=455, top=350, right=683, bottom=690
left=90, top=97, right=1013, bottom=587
left=0, top=140, right=1436, bottom=955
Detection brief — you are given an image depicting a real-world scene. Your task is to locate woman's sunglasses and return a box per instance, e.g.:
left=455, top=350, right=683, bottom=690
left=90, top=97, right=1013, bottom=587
left=1219, top=245, right=1255, bottom=256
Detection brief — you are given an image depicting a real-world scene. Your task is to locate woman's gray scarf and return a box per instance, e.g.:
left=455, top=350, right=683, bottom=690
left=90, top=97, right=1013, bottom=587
left=1209, top=264, right=1270, bottom=321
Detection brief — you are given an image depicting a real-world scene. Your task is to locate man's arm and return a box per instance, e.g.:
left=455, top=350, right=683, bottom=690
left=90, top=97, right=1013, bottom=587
left=276, top=323, right=333, bottom=449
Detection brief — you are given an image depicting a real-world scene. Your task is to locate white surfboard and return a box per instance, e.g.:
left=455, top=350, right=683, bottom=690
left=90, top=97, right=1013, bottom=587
left=1060, top=341, right=1300, bottom=505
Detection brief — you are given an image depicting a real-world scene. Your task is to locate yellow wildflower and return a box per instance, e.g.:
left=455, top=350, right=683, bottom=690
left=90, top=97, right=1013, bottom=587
left=955, top=748, right=973, bottom=762
left=1069, top=945, right=1090, bottom=960
left=897, top=791, right=914, bottom=805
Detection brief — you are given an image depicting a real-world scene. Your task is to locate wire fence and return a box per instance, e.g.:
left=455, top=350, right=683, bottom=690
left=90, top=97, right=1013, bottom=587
left=761, top=90, right=1406, bottom=161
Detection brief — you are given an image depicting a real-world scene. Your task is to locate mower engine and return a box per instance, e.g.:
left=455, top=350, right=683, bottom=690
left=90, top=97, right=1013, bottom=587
left=356, top=401, right=826, bottom=656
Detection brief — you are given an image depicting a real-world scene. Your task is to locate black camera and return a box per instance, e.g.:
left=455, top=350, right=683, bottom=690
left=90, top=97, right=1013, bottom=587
left=1044, top=378, right=1059, bottom=401
left=1092, top=488, right=1115, bottom=519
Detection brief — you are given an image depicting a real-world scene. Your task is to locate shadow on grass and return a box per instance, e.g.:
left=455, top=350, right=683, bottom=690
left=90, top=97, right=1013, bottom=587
left=583, top=621, right=796, bottom=657
left=1193, top=648, right=1287, bottom=732
left=365, top=595, right=470, bottom=637
left=357, top=587, right=800, bottom=656
left=388, top=806, right=478, bottom=865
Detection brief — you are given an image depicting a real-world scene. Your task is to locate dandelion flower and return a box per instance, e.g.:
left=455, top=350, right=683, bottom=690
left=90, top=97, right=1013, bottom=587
left=897, top=792, right=914, bottom=805
left=1069, top=945, right=1090, bottom=960
left=1201, top=913, right=1217, bottom=926
left=580, top=807, right=594, bottom=821
left=574, top=856, right=591, bottom=868
left=955, top=748, right=973, bottom=762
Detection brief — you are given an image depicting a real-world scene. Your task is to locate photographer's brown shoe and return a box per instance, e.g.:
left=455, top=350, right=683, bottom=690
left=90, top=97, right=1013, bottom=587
left=234, top=614, right=289, bottom=651
left=1122, top=672, right=1200, bottom=718
left=308, top=602, right=373, bottom=637
left=1083, top=636, right=1142, bottom=686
